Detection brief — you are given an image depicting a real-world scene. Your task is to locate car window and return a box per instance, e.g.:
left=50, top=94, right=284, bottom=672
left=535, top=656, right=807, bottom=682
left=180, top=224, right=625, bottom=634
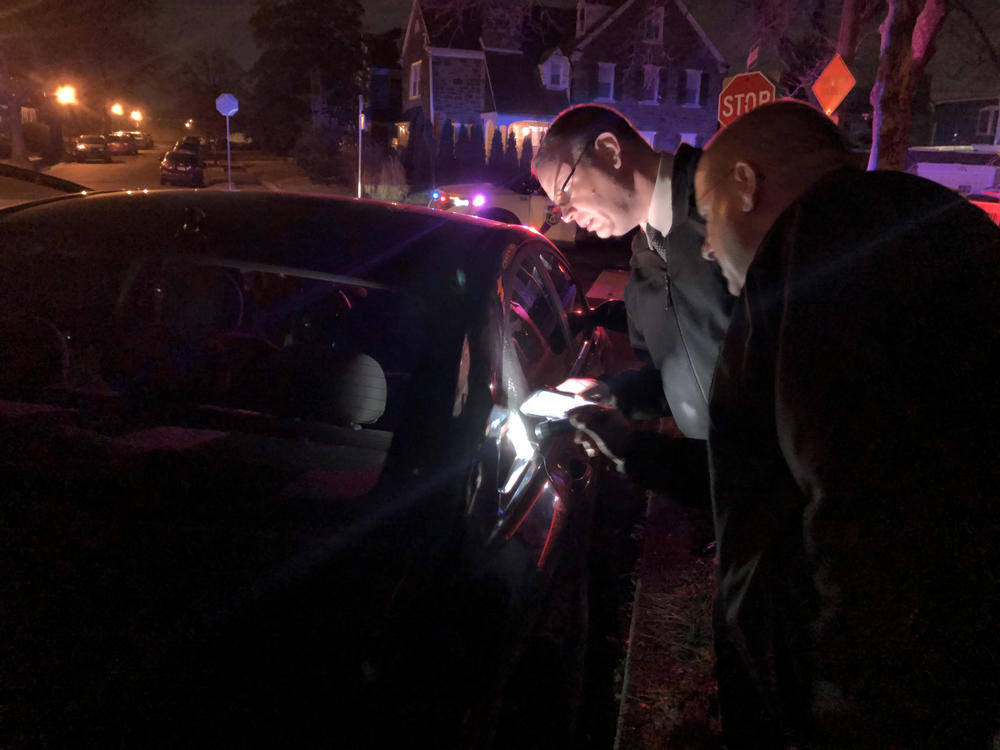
left=541, top=250, right=589, bottom=355
left=506, top=251, right=571, bottom=389
left=0, top=249, right=424, bottom=495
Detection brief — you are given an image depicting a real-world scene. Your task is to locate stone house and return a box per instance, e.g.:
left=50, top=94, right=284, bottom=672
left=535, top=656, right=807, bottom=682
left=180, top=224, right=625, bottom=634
left=398, top=0, right=728, bottom=166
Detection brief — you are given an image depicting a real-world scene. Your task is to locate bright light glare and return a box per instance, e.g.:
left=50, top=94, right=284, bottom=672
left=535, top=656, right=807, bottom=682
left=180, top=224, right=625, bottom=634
left=130, top=110, right=142, bottom=122
left=453, top=198, right=469, bottom=207
left=110, top=103, right=123, bottom=116
left=506, top=411, right=535, bottom=460
left=472, top=194, right=486, bottom=207
left=519, top=390, right=583, bottom=419
left=55, top=85, right=77, bottom=105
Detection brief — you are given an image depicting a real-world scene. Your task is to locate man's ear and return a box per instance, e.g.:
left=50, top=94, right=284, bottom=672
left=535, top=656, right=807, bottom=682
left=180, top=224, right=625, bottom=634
left=593, top=131, right=623, bottom=170
left=732, top=160, right=760, bottom=212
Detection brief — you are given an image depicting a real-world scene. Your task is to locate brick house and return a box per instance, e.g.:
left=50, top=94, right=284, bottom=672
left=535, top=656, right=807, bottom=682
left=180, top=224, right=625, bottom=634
left=398, top=0, right=728, bottom=167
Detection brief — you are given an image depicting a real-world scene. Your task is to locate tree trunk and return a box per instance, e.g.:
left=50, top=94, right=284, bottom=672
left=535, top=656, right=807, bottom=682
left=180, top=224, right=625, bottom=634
left=868, top=0, right=949, bottom=171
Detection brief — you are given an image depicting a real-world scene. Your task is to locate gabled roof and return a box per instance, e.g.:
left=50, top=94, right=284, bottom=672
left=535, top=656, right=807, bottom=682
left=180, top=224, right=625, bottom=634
left=572, top=0, right=726, bottom=69
left=483, top=50, right=569, bottom=117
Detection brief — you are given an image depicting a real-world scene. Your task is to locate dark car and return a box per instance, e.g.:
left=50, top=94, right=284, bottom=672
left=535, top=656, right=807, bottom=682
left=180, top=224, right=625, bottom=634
left=173, top=135, right=204, bottom=155
left=106, top=132, right=139, bottom=155
left=72, top=134, right=111, bottom=162
left=160, top=149, right=206, bottom=187
left=0, top=189, right=613, bottom=748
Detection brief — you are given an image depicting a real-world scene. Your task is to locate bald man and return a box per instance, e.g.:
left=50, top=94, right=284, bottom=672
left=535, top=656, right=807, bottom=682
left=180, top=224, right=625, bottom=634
left=573, top=100, right=1000, bottom=747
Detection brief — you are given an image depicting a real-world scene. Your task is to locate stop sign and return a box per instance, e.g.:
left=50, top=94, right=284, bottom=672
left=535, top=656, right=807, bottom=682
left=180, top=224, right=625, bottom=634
left=215, top=92, right=239, bottom=117
left=718, top=72, right=776, bottom=128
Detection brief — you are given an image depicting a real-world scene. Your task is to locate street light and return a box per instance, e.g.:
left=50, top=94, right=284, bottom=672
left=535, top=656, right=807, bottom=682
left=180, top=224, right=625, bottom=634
left=55, top=85, right=77, bottom=105
left=130, top=109, right=142, bottom=124
left=111, top=103, right=124, bottom=116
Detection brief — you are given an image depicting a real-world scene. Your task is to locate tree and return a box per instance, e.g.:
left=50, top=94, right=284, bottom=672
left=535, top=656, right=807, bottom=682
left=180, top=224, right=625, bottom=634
left=868, top=0, right=950, bottom=169
left=487, top=127, right=504, bottom=181
left=519, top=136, right=534, bottom=175
left=175, top=49, right=246, bottom=142
left=503, top=129, right=519, bottom=179
left=248, top=0, right=365, bottom=153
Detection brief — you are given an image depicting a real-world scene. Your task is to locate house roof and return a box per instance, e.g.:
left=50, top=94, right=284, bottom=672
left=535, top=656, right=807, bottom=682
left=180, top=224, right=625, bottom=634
left=484, top=50, right=569, bottom=117
left=572, top=0, right=726, bottom=70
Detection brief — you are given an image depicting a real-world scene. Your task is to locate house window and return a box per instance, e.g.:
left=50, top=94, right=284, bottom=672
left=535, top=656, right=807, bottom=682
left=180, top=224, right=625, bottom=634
left=409, top=61, right=421, bottom=99
left=641, top=65, right=660, bottom=104
left=642, top=7, right=664, bottom=44
left=543, top=55, right=569, bottom=91
left=679, top=69, right=706, bottom=107
left=596, top=63, right=615, bottom=101
left=679, top=132, right=697, bottom=146
left=976, top=106, right=999, bottom=137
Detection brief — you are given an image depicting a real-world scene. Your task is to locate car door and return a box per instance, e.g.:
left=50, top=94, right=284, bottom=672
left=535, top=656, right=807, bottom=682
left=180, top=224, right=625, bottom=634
left=488, top=241, right=599, bottom=568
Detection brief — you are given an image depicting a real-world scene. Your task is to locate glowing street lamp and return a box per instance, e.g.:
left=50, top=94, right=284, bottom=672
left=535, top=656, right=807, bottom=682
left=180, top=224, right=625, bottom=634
left=130, top=109, right=142, bottom=123
left=111, top=103, right=124, bottom=116
left=55, top=85, right=77, bottom=105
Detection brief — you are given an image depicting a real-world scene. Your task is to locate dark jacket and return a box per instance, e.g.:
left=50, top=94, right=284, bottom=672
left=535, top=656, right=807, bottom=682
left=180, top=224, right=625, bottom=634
left=709, top=168, right=1000, bottom=747
left=626, top=144, right=733, bottom=441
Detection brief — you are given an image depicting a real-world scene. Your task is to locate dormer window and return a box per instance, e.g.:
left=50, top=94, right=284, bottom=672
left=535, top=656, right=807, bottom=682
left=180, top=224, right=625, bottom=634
left=542, top=53, right=569, bottom=91
left=642, top=7, right=664, bottom=44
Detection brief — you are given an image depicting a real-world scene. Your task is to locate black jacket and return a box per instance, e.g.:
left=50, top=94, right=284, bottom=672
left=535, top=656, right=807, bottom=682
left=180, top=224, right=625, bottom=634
left=710, top=168, right=1000, bottom=747
left=624, top=144, right=733, bottom=441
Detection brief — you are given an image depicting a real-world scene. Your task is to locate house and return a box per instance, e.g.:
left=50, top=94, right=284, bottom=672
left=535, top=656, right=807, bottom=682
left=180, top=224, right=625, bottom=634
left=363, top=29, right=404, bottom=149
left=398, top=0, right=728, bottom=170
left=931, top=95, right=1000, bottom=147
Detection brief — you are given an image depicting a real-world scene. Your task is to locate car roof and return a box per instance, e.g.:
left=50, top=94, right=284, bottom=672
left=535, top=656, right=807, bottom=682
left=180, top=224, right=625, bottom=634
left=0, top=189, right=545, bottom=282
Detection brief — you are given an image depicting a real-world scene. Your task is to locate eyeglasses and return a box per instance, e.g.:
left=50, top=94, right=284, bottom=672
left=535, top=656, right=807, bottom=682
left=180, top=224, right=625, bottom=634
left=554, top=141, right=592, bottom=204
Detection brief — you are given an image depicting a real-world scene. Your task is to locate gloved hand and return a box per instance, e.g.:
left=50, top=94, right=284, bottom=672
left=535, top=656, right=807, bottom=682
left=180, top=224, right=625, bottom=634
left=567, top=403, right=632, bottom=473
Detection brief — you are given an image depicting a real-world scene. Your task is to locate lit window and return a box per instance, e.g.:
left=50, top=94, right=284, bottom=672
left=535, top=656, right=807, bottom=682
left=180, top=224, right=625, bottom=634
left=596, top=63, right=615, bottom=101
left=409, top=61, right=421, bottom=99
left=641, top=65, right=660, bottom=103
left=643, top=7, right=664, bottom=44
left=679, top=132, right=697, bottom=146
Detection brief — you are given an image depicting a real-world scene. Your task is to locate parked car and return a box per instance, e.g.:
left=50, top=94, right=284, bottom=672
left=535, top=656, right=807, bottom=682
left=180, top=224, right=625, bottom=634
left=105, top=132, right=139, bottom=155
left=71, top=134, right=111, bottom=162
left=126, top=129, right=155, bottom=149
left=173, top=135, right=204, bottom=155
left=0, top=189, right=614, bottom=748
left=429, top=172, right=580, bottom=245
left=160, top=149, right=206, bottom=187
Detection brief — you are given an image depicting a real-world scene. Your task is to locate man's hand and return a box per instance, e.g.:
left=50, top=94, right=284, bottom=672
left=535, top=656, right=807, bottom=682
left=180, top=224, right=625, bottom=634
left=567, top=403, right=631, bottom=472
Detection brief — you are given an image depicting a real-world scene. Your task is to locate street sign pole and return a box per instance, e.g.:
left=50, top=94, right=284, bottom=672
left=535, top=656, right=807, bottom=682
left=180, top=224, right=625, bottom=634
left=357, top=94, right=363, bottom=199
left=215, top=93, right=239, bottom=192
left=226, top=115, right=232, bottom=191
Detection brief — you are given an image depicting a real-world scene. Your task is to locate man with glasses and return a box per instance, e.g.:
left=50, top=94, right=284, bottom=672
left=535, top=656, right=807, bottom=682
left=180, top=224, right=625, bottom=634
left=533, top=104, right=731, bottom=451
left=567, top=100, right=1000, bottom=748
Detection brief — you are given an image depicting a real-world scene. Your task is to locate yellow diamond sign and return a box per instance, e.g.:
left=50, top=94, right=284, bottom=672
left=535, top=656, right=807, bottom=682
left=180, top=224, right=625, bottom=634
left=812, top=54, right=855, bottom=115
